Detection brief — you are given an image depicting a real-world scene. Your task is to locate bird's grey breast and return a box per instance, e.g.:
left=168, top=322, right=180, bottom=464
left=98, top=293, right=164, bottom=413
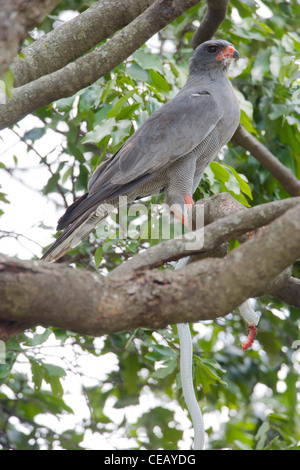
left=179, top=77, right=240, bottom=174
left=212, top=76, right=240, bottom=143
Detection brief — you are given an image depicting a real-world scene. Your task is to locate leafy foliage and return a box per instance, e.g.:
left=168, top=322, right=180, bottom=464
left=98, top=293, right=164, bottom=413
left=0, top=0, right=300, bottom=450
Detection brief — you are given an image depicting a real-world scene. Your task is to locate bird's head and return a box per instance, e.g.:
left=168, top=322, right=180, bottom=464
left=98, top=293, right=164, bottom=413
left=189, top=40, right=239, bottom=74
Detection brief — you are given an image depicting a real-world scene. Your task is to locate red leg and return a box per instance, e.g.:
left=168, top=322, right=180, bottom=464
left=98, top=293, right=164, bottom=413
left=183, top=195, right=194, bottom=210
left=241, top=325, right=257, bottom=351
left=171, top=196, right=194, bottom=229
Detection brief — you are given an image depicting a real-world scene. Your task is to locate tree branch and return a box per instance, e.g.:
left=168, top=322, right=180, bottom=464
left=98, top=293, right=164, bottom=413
left=11, top=0, right=156, bottom=88
left=191, top=0, right=230, bottom=49
left=272, top=277, right=300, bottom=308
left=0, top=0, right=201, bottom=130
left=0, top=0, right=61, bottom=79
left=231, top=125, right=300, bottom=197
left=0, top=202, right=299, bottom=340
left=111, top=196, right=300, bottom=276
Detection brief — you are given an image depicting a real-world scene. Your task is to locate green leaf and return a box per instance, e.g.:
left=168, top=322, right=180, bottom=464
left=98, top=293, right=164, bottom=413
left=0, top=192, right=10, bottom=204
left=67, top=142, right=85, bottom=163
left=270, top=53, right=281, bottom=78
left=110, top=119, right=132, bottom=147
left=251, top=49, right=270, bottom=82
left=43, top=363, right=66, bottom=378
left=43, top=173, right=60, bottom=195
left=132, top=50, right=164, bottom=73
left=94, top=103, right=113, bottom=123
left=288, top=32, right=300, bottom=52
left=126, top=63, right=150, bottom=82
left=210, top=161, right=230, bottom=183
left=0, top=347, right=18, bottom=379
left=268, top=103, right=288, bottom=120
left=4, top=68, right=14, bottom=99
left=116, top=102, right=140, bottom=121
left=82, top=118, right=116, bottom=144
left=31, top=361, right=44, bottom=392
left=149, top=69, right=170, bottom=95
left=94, top=246, right=103, bottom=269
left=62, top=166, right=73, bottom=184
left=145, top=344, right=177, bottom=362
left=210, top=162, right=252, bottom=203
left=107, top=89, right=135, bottom=118
left=55, top=96, right=75, bottom=112
left=25, top=329, right=52, bottom=347
left=222, top=163, right=253, bottom=199
left=77, top=163, right=89, bottom=190
left=101, top=79, right=115, bottom=103
left=194, top=356, right=226, bottom=393
left=240, top=109, right=256, bottom=134
left=255, top=420, right=270, bottom=450
left=123, top=353, right=140, bottom=394
left=234, top=89, right=253, bottom=120
left=46, top=375, right=64, bottom=398
left=229, top=239, right=241, bottom=251
left=43, top=363, right=66, bottom=398
left=51, top=328, right=69, bottom=343
left=23, top=127, right=46, bottom=142
left=152, top=359, right=177, bottom=379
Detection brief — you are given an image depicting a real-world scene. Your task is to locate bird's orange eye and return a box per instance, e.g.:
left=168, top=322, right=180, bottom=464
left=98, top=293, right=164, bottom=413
left=207, top=45, right=218, bottom=53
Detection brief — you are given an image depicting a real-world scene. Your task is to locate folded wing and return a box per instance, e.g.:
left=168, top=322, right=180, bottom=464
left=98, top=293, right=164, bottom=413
left=57, top=91, right=221, bottom=231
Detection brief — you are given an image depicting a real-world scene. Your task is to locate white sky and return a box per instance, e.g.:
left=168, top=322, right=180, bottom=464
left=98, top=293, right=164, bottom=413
left=0, top=117, right=65, bottom=259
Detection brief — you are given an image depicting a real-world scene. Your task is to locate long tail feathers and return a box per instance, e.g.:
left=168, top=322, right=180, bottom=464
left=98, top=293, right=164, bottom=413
left=42, top=198, right=120, bottom=262
left=41, top=209, right=109, bottom=262
left=41, top=222, right=95, bottom=262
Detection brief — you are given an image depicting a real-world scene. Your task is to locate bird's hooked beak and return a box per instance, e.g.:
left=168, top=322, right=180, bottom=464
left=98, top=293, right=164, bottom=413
left=216, top=45, right=239, bottom=61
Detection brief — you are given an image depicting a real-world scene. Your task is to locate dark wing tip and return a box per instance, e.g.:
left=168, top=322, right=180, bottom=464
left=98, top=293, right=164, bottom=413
left=57, top=193, right=89, bottom=230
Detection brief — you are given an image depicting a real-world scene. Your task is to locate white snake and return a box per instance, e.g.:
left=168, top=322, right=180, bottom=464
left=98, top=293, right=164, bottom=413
left=175, top=258, right=260, bottom=451
left=175, top=257, right=205, bottom=450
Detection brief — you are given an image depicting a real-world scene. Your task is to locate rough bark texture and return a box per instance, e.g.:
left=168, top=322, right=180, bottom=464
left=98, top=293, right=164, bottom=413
left=0, top=0, right=61, bottom=79
left=11, top=0, right=156, bottom=87
left=1, top=197, right=299, bottom=341
left=273, top=277, right=300, bottom=308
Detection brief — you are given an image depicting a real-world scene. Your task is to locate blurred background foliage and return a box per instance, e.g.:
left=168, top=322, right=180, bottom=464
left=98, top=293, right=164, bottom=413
left=0, top=0, right=300, bottom=450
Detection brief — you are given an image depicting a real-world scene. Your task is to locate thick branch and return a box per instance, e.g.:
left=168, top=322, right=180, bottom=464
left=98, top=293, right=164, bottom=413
left=0, top=203, right=299, bottom=340
left=111, top=196, right=300, bottom=276
left=0, top=0, right=200, bottom=130
left=12, top=0, right=156, bottom=87
left=191, top=0, right=230, bottom=49
left=0, top=0, right=61, bottom=79
left=272, top=277, right=300, bottom=308
left=231, top=125, right=300, bottom=197
left=0, top=320, right=33, bottom=342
